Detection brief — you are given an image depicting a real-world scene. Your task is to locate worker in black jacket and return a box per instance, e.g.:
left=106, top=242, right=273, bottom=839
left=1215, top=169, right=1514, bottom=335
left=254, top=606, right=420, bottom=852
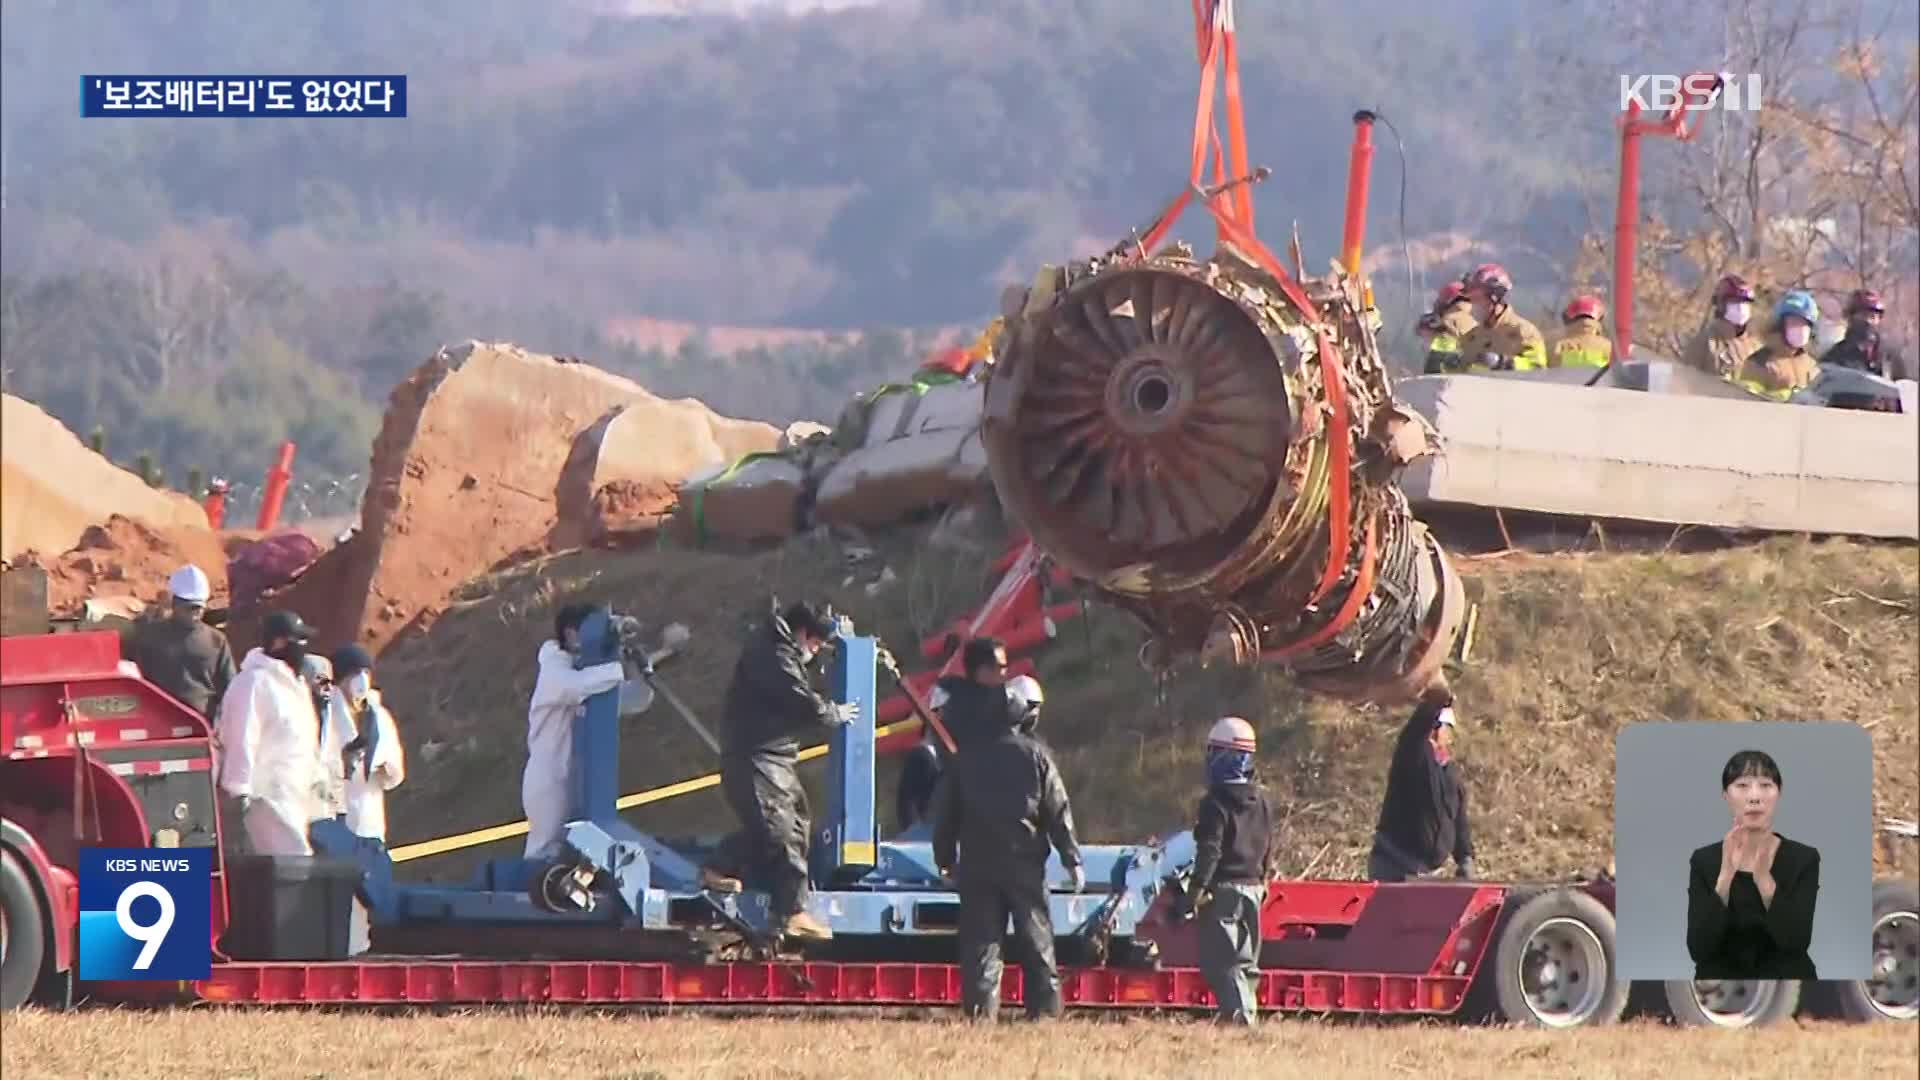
left=1174, top=716, right=1275, bottom=1026
left=932, top=674, right=1084, bottom=1022
left=895, top=637, right=1016, bottom=829
left=1368, top=684, right=1476, bottom=882
left=1686, top=749, right=1820, bottom=979
left=700, top=602, right=858, bottom=943
left=930, top=636, right=1018, bottom=752
left=1821, top=288, right=1907, bottom=379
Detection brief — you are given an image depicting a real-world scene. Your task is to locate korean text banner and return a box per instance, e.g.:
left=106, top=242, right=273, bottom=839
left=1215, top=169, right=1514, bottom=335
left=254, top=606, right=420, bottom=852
left=82, top=77, right=406, bottom=117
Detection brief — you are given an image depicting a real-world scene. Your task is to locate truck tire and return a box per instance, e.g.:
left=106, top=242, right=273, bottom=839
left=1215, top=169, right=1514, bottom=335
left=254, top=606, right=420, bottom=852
left=1487, top=887, right=1631, bottom=1028
left=1662, top=978, right=1801, bottom=1027
left=1, top=848, right=49, bottom=1012
left=1808, top=880, right=1919, bottom=1023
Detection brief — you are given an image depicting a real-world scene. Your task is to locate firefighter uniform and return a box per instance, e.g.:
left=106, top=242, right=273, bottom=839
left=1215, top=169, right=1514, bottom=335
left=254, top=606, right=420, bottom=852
left=1423, top=306, right=1479, bottom=373
left=1683, top=322, right=1765, bottom=380
left=1458, top=306, right=1548, bottom=373
left=1550, top=322, right=1612, bottom=369
left=1736, top=334, right=1819, bottom=401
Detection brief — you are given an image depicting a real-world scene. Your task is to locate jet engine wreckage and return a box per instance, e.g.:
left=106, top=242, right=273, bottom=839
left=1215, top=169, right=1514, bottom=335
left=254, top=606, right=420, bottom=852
left=978, top=7, right=1467, bottom=707
left=982, top=245, right=1466, bottom=706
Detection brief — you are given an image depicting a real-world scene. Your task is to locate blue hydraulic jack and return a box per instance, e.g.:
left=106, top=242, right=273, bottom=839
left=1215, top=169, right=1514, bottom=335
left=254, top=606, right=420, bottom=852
left=316, top=606, right=1193, bottom=963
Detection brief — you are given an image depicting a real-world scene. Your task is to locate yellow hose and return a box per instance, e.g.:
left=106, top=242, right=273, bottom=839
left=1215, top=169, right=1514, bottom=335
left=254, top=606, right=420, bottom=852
left=386, top=716, right=928, bottom=863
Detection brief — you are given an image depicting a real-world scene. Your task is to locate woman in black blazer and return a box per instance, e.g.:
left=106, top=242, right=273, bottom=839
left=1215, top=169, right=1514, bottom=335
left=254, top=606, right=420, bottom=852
left=1686, top=749, right=1820, bottom=980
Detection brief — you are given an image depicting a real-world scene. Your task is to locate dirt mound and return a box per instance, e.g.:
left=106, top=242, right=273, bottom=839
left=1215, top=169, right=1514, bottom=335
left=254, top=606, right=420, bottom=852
left=269, top=342, right=776, bottom=657
left=30, top=514, right=234, bottom=614
left=378, top=532, right=1916, bottom=887
left=1, top=393, right=214, bottom=562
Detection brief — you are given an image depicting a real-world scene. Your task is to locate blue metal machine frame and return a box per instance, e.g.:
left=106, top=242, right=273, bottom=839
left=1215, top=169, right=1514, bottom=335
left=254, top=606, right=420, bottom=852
left=316, top=607, right=1193, bottom=955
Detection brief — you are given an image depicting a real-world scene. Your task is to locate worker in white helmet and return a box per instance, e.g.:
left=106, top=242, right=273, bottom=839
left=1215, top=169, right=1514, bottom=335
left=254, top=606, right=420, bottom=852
left=1173, top=716, right=1276, bottom=1026
left=932, top=672, right=1083, bottom=1021
left=1368, top=682, right=1476, bottom=882
left=1005, top=674, right=1044, bottom=736
left=126, top=563, right=237, bottom=721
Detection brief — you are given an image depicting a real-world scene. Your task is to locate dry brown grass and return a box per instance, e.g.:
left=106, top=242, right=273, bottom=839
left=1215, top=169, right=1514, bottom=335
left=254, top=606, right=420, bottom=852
left=375, top=528, right=1917, bottom=886
left=5, top=1008, right=1916, bottom=1079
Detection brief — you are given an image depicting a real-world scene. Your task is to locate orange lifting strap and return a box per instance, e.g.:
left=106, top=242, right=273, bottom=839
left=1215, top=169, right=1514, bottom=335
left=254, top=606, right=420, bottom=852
left=1140, top=0, right=1361, bottom=634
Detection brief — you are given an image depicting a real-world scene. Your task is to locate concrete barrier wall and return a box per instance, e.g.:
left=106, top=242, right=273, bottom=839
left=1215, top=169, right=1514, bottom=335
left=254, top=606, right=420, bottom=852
left=1394, top=375, right=1920, bottom=540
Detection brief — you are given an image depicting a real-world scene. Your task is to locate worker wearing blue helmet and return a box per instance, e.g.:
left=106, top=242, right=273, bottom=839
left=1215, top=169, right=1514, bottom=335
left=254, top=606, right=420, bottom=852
left=1737, top=290, right=1821, bottom=400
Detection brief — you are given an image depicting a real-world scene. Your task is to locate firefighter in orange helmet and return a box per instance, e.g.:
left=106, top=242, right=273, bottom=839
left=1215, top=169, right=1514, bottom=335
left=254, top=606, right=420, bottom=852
left=1455, top=263, right=1547, bottom=374
left=1550, top=295, right=1613, bottom=369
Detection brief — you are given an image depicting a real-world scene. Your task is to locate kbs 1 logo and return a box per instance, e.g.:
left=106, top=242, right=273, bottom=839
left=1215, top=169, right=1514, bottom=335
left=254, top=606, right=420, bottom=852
left=1619, top=73, right=1764, bottom=113
left=77, top=848, right=212, bottom=980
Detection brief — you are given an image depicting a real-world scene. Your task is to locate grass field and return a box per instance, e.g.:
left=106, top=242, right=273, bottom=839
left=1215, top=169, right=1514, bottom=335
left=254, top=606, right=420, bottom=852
left=4, top=1008, right=1915, bottom=1079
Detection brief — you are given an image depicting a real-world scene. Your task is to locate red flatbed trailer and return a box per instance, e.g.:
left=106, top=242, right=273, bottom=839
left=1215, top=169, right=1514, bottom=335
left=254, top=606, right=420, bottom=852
left=5, top=627, right=1913, bottom=1029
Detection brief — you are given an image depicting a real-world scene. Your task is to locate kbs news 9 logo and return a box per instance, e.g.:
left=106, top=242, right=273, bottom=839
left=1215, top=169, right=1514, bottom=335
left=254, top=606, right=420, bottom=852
left=77, top=848, right=212, bottom=980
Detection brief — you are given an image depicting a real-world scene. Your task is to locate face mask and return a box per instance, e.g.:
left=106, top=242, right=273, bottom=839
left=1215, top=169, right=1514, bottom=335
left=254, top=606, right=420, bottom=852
left=270, top=640, right=309, bottom=667
left=172, top=603, right=203, bottom=625
left=1470, top=301, right=1493, bottom=323
left=343, top=672, right=371, bottom=699
left=1783, top=323, right=1811, bottom=349
left=1721, top=302, right=1751, bottom=327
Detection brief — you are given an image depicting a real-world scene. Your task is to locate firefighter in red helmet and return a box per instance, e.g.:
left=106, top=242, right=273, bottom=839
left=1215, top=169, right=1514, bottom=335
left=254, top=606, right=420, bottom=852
left=1550, top=294, right=1612, bottom=369
left=1417, top=279, right=1478, bottom=374
left=1683, top=274, right=1763, bottom=379
left=1455, top=263, right=1547, bottom=374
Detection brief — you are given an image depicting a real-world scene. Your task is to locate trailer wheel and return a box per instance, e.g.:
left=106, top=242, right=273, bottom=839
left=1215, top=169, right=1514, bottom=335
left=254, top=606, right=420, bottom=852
left=1662, top=979, right=1800, bottom=1027
left=1809, top=880, right=1919, bottom=1023
left=1, top=849, right=49, bottom=1013
left=1489, top=888, right=1630, bottom=1028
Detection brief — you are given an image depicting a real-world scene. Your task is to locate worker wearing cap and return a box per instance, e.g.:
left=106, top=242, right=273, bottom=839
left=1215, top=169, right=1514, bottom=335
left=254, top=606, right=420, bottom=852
left=1418, top=280, right=1477, bottom=374
left=1683, top=274, right=1764, bottom=378
left=933, top=673, right=1084, bottom=1022
left=1368, top=683, right=1476, bottom=882
left=1550, top=295, right=1613, bottom=369
left=1173, top=716, right=1275, bottom=1026
left=321, top=643, right=404, bottom=956
left=1821, top=288, right=1907, bottom=379
left=522, top=602, right=630, bottom=866
left=1737, top=290, right=1821, bottom=401
left=126, top=563, right=236, bottom=721
left=700, top=601, right=858, bottom=944
left=1455, top=263, right=1548, bottom=374
left=215, top=609, right=330, bottom=857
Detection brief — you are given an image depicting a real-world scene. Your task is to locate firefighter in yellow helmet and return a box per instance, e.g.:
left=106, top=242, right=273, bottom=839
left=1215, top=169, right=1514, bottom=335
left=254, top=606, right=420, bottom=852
left=1736, top=290, right=1821, bottom=401
left=1455, top=263, right=1548, bottom=374
left=1417, top=280, right=1478, bottom=374
left=1683, top=274, right=1764, bottom=379
left=1550, top=295, right=1613, bottom=369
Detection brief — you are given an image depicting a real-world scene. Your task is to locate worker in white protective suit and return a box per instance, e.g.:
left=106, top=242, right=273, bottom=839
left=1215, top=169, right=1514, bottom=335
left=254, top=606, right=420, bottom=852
left=216, top=610, right=329, bottom=857
left=320, top=643, right=404, bottom=956
left=522, top=602, right=628, bottom=863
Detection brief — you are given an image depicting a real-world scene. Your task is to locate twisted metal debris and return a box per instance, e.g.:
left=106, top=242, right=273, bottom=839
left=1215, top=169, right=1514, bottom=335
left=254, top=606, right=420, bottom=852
left=981, top=242, right=1466, bottom=706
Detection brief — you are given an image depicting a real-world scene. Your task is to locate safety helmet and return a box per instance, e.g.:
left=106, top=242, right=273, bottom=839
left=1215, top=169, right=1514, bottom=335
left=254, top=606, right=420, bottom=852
left=1464, top=263, right=1513, bottom=297
left=1712, top=274, right=1756, bottom=305
left=1433, top=280, right=1468, bottom=310
left=168, top=564, right=211, bottom=605
left=1206, top=716, right=1257, bottom=753
left=1775, top=290, right=1819, bottom=326
left=1563, top=295, right=1605, bottom=322
left=1845, top=288, right=1885, bottom=317
left=1006, top=674, right=1043, bottom=713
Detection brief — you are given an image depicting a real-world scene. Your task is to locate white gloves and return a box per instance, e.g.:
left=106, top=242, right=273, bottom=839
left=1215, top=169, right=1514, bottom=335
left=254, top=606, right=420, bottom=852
left=830, top=702, right=861, bottom=725
left=1066, top=864, right=1086, bottom=892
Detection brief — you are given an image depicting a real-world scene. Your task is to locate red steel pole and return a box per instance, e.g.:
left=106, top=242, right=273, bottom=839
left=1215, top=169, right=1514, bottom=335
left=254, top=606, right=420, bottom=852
left=255, top=441, right=297, bottom=531
left=1613, top=103, right=1644, bottom=364
left=1341, top=110, right=1376, bottom=281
